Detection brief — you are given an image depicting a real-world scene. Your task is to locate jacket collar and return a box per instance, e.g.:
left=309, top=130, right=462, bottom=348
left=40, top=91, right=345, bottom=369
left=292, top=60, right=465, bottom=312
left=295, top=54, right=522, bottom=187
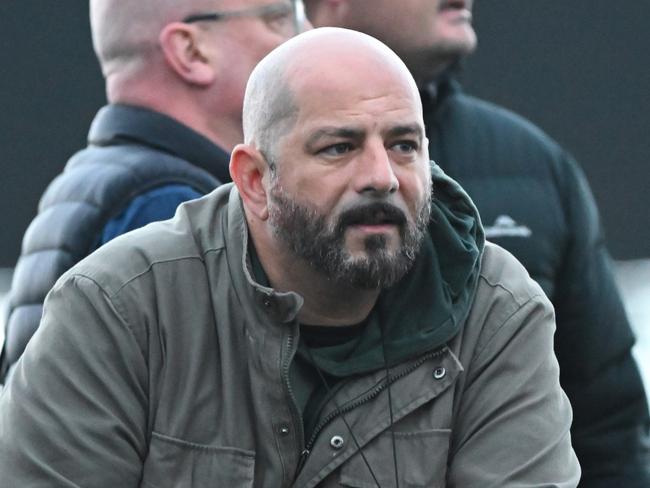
left=420, top=72, right=462, bottom=116
left=224, top=186, right=305, bottom=325
left=88, top=103, right=232, bottom=183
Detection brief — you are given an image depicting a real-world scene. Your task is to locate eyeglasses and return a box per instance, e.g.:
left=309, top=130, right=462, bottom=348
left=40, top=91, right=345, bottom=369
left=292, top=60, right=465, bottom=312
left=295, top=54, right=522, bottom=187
left=183, top=1, right=306, bottom=35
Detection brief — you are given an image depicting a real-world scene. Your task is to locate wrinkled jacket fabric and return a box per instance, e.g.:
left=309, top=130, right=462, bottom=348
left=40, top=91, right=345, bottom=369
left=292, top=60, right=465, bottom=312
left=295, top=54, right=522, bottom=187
left=0, top=165, right=579, bottom=487
left=424, top=77, right=650, bottom=487
left=0, top=104, right=229, bottom=380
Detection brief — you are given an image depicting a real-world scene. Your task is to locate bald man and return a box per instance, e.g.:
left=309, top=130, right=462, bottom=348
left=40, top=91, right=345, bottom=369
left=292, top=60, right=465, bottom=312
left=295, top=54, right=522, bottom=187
left=0, top=0, right=307, bottom=380
left=0, top=28, right=579, bottom=486
left=305, top=2, right=650, bottom=487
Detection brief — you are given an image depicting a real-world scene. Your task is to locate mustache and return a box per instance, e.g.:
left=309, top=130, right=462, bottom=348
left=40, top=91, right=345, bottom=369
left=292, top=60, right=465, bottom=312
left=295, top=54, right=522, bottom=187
left=336, top=202, right=408, bottom=231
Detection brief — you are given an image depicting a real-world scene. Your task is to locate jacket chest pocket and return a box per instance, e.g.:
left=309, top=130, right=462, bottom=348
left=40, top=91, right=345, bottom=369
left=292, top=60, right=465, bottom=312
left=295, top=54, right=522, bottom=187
left=141, top=432, right=255, bottom=488
left=338, top=428, right=451, bottom=488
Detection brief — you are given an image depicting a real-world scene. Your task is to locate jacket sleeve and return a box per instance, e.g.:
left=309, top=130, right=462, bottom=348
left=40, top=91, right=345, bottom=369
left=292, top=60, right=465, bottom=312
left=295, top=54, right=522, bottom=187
left=448, top=292, right=581, bottom=487
left=0, top=274, right=149, bottom=487
left=552, top=154, right=650, bottom=487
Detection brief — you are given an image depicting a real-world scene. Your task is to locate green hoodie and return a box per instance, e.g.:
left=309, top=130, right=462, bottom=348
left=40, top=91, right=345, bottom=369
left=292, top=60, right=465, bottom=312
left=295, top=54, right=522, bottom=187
left=299, top=162, right=485, bottom=377
left=251, top=162, right=485, bottom=439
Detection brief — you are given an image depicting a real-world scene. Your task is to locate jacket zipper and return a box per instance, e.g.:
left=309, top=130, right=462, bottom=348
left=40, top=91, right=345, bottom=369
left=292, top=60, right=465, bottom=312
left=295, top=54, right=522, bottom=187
left=281, top=323, right=309, bottom=481
left=304, top=348, right=446, bottom=453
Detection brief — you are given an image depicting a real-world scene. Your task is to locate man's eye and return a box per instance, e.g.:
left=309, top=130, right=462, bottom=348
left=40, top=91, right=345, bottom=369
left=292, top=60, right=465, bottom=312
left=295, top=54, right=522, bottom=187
left=265, top=11, right=291, bottom=23
left=320, top=143, right=353, bottom=156
left=263, top=5, right=294, bottom=27
left=391, top=141, right=418, bottom=153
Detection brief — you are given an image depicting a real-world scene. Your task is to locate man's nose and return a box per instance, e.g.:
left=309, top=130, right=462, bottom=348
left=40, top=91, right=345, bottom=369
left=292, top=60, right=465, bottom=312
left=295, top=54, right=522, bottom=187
left=354, top=143, right=399, bottom=195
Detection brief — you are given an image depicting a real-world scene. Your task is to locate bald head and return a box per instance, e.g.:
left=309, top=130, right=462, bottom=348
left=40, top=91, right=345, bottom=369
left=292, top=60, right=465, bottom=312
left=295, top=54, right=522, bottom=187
left=242, top=27, right=422, bottom=162
left=90, top=0, right=215, bottom=76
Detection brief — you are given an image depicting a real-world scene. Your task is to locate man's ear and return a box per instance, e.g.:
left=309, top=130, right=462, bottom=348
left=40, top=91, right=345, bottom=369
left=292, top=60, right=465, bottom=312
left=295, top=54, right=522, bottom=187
left=230, top=144, right=271, bottom=220
left=159, top=22, right=216, bottom=86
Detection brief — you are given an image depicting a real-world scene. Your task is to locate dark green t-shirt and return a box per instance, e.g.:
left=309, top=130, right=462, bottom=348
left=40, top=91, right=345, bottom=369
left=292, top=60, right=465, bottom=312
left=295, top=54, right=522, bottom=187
left=293, top=322, right=366, bottom=443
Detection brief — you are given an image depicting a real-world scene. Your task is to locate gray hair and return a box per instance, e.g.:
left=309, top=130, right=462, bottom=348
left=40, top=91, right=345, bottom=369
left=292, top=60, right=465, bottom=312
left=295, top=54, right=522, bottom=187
left=90, top=0, right=216, bottom=75
left=242, top=59, right=298, bottom=174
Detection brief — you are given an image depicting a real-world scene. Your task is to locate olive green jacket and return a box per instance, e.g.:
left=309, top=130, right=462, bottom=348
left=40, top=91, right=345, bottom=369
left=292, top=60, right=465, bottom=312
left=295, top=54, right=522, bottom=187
left=0, top=166, right=580, bottom=487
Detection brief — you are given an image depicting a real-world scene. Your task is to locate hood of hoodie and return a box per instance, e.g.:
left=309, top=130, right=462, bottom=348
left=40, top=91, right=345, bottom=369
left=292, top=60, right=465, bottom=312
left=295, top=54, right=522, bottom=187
left=302, top=162, right=485, bottom=377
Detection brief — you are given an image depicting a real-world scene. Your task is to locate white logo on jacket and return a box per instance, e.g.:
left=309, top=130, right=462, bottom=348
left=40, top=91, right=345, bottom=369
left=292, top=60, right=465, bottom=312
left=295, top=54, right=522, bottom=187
left=484, top=215, right=532, bottom=239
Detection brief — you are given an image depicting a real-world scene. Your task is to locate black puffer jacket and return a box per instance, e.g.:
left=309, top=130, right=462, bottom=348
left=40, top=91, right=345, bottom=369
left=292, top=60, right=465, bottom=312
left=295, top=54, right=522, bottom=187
left=0, top=104, right=230, bottom=379
left=424, top=77, right=650, bottom=487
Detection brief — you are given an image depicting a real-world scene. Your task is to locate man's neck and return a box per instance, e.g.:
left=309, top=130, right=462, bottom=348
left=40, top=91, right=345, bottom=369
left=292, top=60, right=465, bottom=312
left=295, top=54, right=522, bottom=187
left=202, top=115, right=244, bottom=153
left=108, top=81, right=243, bottom=152
left=289, top=275, right=379, bottom=327
left=398, top=51, right=456, bottom=89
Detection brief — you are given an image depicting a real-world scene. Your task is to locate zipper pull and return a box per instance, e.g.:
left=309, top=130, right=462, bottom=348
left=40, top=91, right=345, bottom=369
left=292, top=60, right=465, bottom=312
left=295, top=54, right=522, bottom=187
left=295, top=448, right=310, bottom=476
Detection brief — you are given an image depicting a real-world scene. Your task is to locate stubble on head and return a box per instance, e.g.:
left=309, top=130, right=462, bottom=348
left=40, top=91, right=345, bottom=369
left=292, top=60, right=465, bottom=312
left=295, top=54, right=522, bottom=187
left=90, top=0, right=220, bottom=77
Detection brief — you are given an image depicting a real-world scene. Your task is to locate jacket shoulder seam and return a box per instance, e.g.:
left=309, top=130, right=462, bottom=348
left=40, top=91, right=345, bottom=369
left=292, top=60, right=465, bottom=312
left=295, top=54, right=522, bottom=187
left=110, top=255, right=208, bottom=296
left=63, top=273, right=147, bottom=361
left=471, top=289, right=546, bottom=364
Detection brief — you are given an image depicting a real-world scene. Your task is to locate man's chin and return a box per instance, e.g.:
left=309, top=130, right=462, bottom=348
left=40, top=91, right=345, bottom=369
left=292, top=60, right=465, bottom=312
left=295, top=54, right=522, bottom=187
left=334, top=262, right=408, bottom=290
left=433, top=28, right=478, bottom=56
left=344, top=230, right=400, bottom=255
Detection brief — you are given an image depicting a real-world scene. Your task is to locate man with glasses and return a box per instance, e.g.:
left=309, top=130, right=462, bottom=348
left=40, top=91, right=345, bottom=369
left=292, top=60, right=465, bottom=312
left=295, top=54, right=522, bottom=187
left=0, top=0, right=308, bottom=381
left=305, top=0, right=650, bottom=486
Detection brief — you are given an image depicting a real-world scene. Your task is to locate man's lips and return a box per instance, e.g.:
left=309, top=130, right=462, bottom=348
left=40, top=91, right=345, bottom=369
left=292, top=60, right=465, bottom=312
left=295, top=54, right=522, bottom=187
left=350, top=223, right=398, bottom=231
left=438, top=0, right=473, bottom=23
left=349, top=211, right=401, bottom=226
left=347, top=223, right=400, bottom=238
left=347, top=210, right=403, bottom=232
left=340, top=206, right=406, bottom=227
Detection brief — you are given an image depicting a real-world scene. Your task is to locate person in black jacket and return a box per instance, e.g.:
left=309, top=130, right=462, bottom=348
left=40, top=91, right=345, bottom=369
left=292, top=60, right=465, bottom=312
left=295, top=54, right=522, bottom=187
left=0, top=0, right=308, bottom=380
left=305, top=0, right=650, bottom=486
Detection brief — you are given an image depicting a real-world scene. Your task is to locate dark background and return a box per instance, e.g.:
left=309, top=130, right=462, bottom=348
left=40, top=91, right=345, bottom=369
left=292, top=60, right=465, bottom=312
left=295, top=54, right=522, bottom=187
left=1, top=0, right=649, bottom=266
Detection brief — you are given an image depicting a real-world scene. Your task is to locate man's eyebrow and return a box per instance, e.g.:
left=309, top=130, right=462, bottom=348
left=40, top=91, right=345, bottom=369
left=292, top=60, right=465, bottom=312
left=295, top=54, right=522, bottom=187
left=384, top=124, right=424, bottom=141
left=305, top=126, right=365, bottom=147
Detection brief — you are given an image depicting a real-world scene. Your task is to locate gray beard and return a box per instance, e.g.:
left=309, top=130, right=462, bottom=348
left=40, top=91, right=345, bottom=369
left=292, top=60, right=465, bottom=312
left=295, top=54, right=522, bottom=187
left=268, top=186, right=431, bottom=290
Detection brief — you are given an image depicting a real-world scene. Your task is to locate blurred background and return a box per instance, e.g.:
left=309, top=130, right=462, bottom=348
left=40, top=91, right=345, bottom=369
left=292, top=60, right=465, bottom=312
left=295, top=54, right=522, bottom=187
left=0, top=1, right=648, bottom=390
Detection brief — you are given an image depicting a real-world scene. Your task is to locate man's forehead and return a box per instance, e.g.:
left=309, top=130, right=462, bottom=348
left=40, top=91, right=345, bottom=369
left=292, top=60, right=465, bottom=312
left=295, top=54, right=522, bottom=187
left=292, top=83, right=423, bottom=123
left=288, top=79, right=423, bottom=138
left=304, top=122, right=424, bottom=143
left=287, top=58, right=420, bottom=116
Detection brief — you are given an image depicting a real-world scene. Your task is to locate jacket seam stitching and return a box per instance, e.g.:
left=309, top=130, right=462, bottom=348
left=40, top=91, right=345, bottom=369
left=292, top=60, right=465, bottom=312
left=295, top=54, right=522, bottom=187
left=150, top=431, right=255, bottom=457
left=110, top=256, right=208, bottom=295
left=470, top=293, right=546, bottom=364
left=478, top=273, right=542, bottom=308
left=66, top=273, right=147, bottom=361
left=109, top=246, right=226, bottom=294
